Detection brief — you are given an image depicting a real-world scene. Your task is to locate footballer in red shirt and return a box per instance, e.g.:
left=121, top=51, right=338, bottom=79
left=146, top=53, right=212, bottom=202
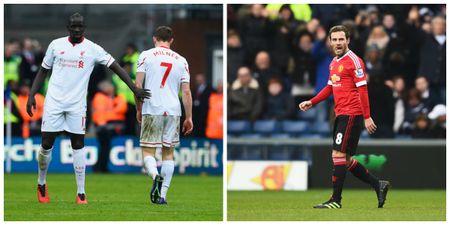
left=299, top=25, right=390, bottom=209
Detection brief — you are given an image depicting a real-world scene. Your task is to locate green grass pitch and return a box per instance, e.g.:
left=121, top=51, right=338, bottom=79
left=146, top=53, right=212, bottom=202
left=4, top=173, right=222, bottom=221
left=228, top=189, right=445, bottom=221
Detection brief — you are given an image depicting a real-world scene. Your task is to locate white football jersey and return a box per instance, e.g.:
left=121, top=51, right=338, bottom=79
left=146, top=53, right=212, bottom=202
left=137, top=46, right=190, bottom=116
left=41, top=36, right=115, bottom=111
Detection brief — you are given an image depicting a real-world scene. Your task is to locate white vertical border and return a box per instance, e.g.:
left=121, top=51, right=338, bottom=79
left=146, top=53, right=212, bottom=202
left=222, top=2, right=228, bottom=222
left=446, top=3, right=449, bottom=224
left=1, top=2, right=5, bottom=222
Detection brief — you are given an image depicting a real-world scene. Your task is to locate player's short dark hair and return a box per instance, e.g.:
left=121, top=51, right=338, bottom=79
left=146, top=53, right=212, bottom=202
left=329, top=25, right=350, bottom=40
left=68, top=12, right=84, bottom=24
left=153, top=26, right=174, bottom=42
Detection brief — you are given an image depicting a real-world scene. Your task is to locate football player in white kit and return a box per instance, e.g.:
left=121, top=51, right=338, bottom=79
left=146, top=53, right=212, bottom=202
left=26, top=13, right=150, bottom=204
left=135, top=26, right=193, bottom=204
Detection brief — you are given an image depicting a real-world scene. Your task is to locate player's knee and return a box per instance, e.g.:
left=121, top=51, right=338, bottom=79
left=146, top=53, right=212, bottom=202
left=332, top=150, right=346, bottom=158
left=71, top=139, right=85, bottom=150
left=41, top=138, right=55, bottom=150
left=41, top=142, right=53, bottom=150
left=162, top=148, right=174, bottom=160
left=142, top=147, right=157, bottom=156
left=41, top=132, right=58, bottom=149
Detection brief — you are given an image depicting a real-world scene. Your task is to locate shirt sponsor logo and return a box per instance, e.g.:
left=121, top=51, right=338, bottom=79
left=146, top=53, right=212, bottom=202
left=338, top=65, right=344, bottom=72
left=355, top=68, right=364, bottom=78
left=58, top=59, right=81, bottom=68
left=331, top=74, right=341, bottom=82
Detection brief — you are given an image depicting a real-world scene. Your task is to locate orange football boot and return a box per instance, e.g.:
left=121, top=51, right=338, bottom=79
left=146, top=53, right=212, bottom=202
left=76, top=193, right=88, bottom=204
left=37, top=184, right=49, bottom=203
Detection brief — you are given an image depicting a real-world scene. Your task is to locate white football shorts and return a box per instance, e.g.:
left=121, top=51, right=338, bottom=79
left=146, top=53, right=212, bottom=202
left=140, top=115, right=180, bottom=148
left=41, top=108, right=86, bottom=135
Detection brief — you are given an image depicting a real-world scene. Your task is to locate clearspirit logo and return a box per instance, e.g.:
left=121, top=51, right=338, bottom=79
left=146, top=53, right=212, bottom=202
left=251, top=164, right=292, bottom=190
left=353, top=154, right=387, bottom=171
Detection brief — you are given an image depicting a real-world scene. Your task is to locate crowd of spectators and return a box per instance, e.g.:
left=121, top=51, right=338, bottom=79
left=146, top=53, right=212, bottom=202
left=227, top=4, right=446, bottom=139
left=4, top=39, right=223, bottom=143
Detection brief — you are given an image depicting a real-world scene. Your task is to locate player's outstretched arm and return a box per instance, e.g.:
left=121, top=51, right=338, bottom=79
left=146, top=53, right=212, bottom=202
left=109, top=61, right=151, bottom=100
left=181, top=83, right=193, bottom=135
left=299, top=85, right=332, bottom=112
left=27, top=66, right=49, bottom=117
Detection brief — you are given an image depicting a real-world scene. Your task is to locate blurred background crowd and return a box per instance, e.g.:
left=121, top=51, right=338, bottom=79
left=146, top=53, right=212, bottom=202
left=227, top=4, right=446, bottom=139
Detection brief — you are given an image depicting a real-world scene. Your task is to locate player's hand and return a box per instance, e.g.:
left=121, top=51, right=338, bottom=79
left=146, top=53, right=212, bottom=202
left=299, top=101, right=313, bottom=111
left=365, top=117, right=377, bottom=134
left=182, top=118, right=193, bottom=135
left=26, top=95, right=36, bottom=117
left=133, top=87, right=151, bottom=100
left=136, top=110, right=142, bottom=124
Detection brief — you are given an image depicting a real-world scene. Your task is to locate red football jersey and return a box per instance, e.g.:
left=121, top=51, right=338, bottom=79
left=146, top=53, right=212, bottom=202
left=328, top=50, right=368, bottom=116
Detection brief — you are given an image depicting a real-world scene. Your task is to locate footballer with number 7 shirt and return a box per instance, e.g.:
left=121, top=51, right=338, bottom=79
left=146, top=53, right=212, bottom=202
left=135, top=26, right=193, bottom=205
left=26, top=13, right=151, bottom=205
left=299, top=25, right=390, bottom=209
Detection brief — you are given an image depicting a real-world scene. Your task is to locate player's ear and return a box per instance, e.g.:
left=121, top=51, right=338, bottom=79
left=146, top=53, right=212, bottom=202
left=169, top=38, right=174, bottom=45
left=152, top=37, right=157, bottom=45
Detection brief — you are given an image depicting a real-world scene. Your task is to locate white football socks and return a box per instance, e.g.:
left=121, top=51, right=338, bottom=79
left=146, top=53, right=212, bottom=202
left=143, top=156, right=159, bottom=180
left=160, top=160, right=175, bottom=199
left=37, top=146, right=53, bottom=185
left=72, top=148, right=86, bottom=194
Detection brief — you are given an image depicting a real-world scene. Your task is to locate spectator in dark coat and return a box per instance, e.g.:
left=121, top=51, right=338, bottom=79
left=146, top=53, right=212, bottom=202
left=364, top=44, right=384, bottom=79
left=19, top=38, right=43, bottom=86
left=382, top=13, right=398, bottom=39
left=401, top=88, right=428, bottom=134
left=192, top=73, right=212, bottom=137
left=264, top=78, right=294, bottom=120
left=271, top=5, right=298, bottom=76
left=291, top=32, right=316, bottom=87
left=418, top=16, right=446, bottom=102
left=415, top=75, right=442, bottom=112
left=238, top=4, right=274, bottom=65
left=411, top=113, right=433, bottom=139
left=368, top=75, right=395, bottom=138
left=227, top=30, right=245, bottom=84
left=251, top=51, right=281, bottom=92
left=228, top=67, right=263, bottom=121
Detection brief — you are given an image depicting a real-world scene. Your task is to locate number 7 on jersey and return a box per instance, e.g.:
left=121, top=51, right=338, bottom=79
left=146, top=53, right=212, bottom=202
left=160, top=62, right=173, bottom=88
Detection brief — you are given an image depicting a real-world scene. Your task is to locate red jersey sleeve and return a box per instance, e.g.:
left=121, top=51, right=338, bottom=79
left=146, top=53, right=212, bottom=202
left=348, top=55, right=371, bottom=118
left=310, top=82, right=332, bottom=106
